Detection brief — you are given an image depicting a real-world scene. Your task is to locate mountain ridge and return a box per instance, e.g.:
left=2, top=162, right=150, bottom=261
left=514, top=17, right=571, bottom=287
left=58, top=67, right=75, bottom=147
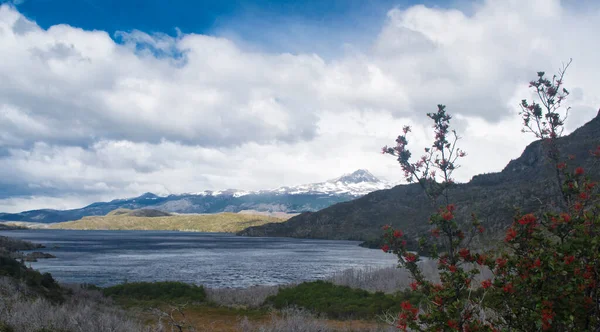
left=238, top=114, right=600, bottom=243
left=0, top=169, right=392, bottom=223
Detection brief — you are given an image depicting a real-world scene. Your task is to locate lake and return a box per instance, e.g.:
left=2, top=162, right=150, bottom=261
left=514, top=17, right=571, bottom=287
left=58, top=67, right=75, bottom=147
left=0, top=229, right=399, bottom=288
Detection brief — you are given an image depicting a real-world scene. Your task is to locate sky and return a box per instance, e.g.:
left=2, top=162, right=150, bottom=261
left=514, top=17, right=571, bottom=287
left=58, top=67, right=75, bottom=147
left=0, top=0, right=599, bottom=213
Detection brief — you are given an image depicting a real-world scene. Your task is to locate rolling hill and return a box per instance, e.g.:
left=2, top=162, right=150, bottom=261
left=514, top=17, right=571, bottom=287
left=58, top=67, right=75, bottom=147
left=50, top=209, right=288, bottom=233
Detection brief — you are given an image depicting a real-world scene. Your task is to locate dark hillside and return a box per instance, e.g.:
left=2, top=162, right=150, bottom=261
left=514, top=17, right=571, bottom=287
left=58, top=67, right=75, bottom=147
left=239, top=114, right=600, bottom=243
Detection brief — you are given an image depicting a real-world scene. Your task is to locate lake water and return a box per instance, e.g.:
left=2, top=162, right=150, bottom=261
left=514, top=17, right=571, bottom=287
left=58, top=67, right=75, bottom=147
left=0, top=229, right=398, bottom=288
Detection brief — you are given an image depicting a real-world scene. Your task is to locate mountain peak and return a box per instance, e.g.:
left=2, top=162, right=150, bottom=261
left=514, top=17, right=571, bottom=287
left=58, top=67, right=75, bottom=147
left=332, top=169, right=380, bottom=184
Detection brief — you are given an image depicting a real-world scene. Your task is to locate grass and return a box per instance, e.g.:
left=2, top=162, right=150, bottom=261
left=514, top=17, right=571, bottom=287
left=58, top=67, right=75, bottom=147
left=265, top=280, right=423, bottom=319
left=50, top=209, right=287, bottom=233
left=103, top=281, right=207, bottom=306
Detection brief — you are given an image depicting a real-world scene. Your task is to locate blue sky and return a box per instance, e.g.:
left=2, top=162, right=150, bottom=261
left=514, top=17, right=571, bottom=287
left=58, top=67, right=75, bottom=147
left=0, top=0, right=599, bottom=212
left=10, top=0, right=454, bottom=55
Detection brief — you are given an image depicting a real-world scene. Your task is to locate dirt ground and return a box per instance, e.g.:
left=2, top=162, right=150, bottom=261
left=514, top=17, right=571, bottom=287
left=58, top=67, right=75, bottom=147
left=139, top=305, right=391, bottom=332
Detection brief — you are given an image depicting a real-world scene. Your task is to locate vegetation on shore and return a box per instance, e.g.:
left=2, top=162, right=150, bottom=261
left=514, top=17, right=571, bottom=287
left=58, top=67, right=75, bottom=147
left=265, top=281, right=423, bottom=319
left=103, top=281, right=207, bottom=305
left=50, top=209, right=288, bottom=233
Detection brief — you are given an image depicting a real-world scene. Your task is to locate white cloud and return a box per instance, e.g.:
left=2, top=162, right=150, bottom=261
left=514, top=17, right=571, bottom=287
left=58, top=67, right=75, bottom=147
left=0, top=0, right=599, bottom=212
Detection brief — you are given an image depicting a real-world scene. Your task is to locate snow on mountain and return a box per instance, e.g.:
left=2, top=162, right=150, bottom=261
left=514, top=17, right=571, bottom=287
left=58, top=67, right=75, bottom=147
left=183, top=169, right=392, bottom=198
left=272, top=169, right=393, bottom=196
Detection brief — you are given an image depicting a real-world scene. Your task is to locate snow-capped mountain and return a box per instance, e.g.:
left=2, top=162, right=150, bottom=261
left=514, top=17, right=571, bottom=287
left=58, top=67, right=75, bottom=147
left=0, top=170, right=394, bottom=223
left=269, top=169, right=392, bottom=196
left=182, top=169, right=391, bottom=197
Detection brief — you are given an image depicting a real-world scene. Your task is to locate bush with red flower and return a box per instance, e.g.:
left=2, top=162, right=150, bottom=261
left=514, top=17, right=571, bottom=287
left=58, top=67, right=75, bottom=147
left=381, top=61, right=600, bottom=331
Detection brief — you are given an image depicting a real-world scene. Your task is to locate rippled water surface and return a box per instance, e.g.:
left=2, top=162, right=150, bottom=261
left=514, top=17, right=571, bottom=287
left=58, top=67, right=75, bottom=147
left=0, top=229, right=397, bottom=288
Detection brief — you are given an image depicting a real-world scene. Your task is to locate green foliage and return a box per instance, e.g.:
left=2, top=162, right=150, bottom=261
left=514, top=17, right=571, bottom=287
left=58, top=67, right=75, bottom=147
left=0, top=255, right=63, bottom=303
left=103, top=281, right=206, bottom=304
left=0, top=236, right=43, bottom=252
left=265, top=280, right=422, bottom=319
left=0, top=322, right=14, bottom=332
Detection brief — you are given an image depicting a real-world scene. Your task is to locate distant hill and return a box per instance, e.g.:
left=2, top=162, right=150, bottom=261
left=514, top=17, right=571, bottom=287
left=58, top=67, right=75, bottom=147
left=239, top=114, right=600, bottom=244
left=50, top=209, right=287, bottom=233
left=107, top=208, right=172, bottom=217
left=0, top=170, right=392, bottom=224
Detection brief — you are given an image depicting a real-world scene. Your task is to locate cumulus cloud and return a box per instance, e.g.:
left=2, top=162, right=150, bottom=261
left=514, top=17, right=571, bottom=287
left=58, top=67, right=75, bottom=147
left=0, top=0, right=599, bottom=212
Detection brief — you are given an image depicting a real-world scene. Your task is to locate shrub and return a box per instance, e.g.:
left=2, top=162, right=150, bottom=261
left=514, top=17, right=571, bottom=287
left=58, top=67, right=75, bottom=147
left=103, top=281, right=206, bottom=303
left=265, top=280, right=422, bottom=319
left=381, top=61, right=600, bottom=330
left=0, top=322, right=14, bottom=332
left=0, top=277, right=148, bottom=332
left=0, top=255, right=63, bottom=303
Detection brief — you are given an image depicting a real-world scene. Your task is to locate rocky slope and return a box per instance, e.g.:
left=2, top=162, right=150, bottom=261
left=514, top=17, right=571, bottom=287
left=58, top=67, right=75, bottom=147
left=239, top=114, right=600, bottom=243
left=0, top=170, right=392, bottom=223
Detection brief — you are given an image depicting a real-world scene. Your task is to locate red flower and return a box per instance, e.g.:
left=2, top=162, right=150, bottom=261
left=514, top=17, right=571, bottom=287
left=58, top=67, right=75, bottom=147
left=446, top=204, right=456, bottom=212
left=438, top=257, right=448, bottom=266
left=442, top=211, right=454, bottom=221
left=409, top=281, right=419, bottom=291
left=477, top=226, right=485, bottom=233
left=396, top=322, right=407, bottom=331
left=476, top=254, right=487, bottom=266
left=557, top=162, right=567, bottom=170
left=533, top=258, right=541, bottom=268
left=448, top=265, right=457, bottom=273
left=431, top=228, right=440, bottom=238
left=401, top=301, right=413, bottom=311
left=564, top=255, right=575, bottom=265
left=382, top=225, right=390, bottom=231
left=496, top=258, right=507, bottom=269
left=404, top=253, right=417, bottom=263
left=579, top=192, right=590, bottom=200
left=447, top=320, right=459, bottom=330
left=574, top=202, right=583, bottom=211
left=400, top=301, right=418, bottom=319
left=481, top=279, right=492, bottom=289
left=459, top=248, right=471, bottom=260
left=502, top=283, right=515, bottom=294
left=560, top=213, right=571, bottom=223
left=518, top=214, right=537, bottom=225
left=381, top=245, right=390, bottom=253
left=541, top=308, right=555, bottom=330
left=575, top=167, right=585, bottom=176
left=505, top=228, right=517, bottom=242
left=393, top=230, right=404, bottom=238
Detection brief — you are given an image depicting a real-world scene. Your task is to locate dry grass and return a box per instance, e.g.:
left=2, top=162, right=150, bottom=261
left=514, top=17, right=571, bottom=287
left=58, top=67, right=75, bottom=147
left=206, top=285, right=281, bottom=308
left=328, top=260, right=439, bottom=294
left=0, top=278, right=152, bottom=332
left=50, top=211, right=287, bottom=233
left=238, top=308, right=395, bottom=332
